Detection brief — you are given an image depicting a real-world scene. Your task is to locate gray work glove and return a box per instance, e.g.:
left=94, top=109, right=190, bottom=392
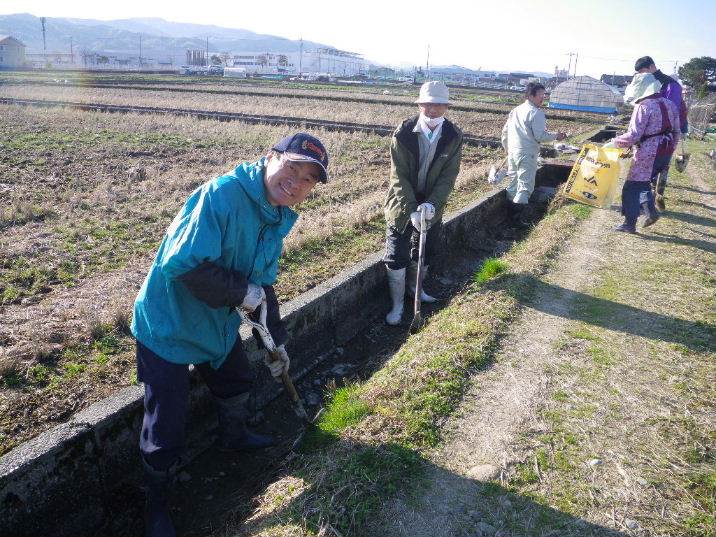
left=263, top=344, right=290, bottom=381
left=240, top=283, right=265, bottom=312
left=410, top=202, right=436, bottom=230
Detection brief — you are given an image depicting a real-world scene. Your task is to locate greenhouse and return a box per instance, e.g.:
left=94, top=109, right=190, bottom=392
left=549, top=75, right=623, bottom=114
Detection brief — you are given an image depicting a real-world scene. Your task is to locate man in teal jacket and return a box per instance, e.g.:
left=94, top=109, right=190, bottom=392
left=131, top=133, right=329, bottom=537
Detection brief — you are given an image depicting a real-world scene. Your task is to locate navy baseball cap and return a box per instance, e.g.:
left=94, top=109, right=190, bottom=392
left=272, top=133, right=329, bottom=183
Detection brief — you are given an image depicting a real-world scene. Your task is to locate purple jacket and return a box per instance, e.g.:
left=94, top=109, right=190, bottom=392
left=613, top=96, right=680, bottom=182
left=654, top=70, right=688, bottom=133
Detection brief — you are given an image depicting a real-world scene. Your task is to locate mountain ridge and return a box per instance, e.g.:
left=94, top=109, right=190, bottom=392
left=0, top=13, right=331, bottom=56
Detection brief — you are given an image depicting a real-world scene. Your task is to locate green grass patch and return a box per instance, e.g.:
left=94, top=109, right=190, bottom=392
left=682, top=470, right=716, bottom=536
left=567, top=203, right=592, bottom=220
left=0, top=257, right=54, bottom=304
left=474, top=257, right=509, bottom=286
left=300, top=384, right=371, bottom=451
left=566, top=326, right=600, bottom=341
left=319, top=385, right=370, bottom=434
left=62, top=362, right=86, bottom=378
left=587, top=344, right=615, bottom=367
left=27, top=364, right=51, bottom=385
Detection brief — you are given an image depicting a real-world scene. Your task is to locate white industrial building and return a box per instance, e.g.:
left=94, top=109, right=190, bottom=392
left=228, top=47, right=364, bottom=76
left=0, top=36, right=26, bottom=68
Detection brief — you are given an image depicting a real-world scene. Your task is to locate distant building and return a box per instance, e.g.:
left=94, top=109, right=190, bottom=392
left=26, top=52, right=75, bottom=68
left=0, top=35, right=26, bottom=68
left=229, top=52, right=294, bottom=73
left=228, top=48, right=364, bottom=76
left=506, top=72, right=533, bottom=83
left=554, top=66, right=570, bottom=78
left=600, top=74, right=633, bottom=88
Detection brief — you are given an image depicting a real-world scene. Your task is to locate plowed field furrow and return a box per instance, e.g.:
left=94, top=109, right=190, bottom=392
left=0, top=84, right=600, bottom=139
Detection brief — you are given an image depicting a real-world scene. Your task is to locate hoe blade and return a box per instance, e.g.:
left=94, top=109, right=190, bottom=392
left=409, top=311, right=425, bottom=334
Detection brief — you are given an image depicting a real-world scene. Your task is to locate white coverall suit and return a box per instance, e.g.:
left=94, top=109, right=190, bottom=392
left=501, top=101, right=557, bottom=204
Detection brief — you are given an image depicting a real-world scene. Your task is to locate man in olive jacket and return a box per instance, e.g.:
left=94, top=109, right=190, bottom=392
left=383, top=81, right=463, bottom=325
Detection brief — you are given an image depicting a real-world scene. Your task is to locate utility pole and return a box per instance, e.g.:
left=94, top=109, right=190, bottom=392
left=206, top=36, right=209, bottom=66
left=426, top=44, right=430, bottom=78
left=139, top=35, right=142, bottom=69
left=41, top=17, right=47, bottom=53
left=70, top=37, right=73, bottom=64
left=566, top=52, right=576, bottom=78
left=299, top=38, right=303, bottom=76
left=573, top=52, right=579, bottom=77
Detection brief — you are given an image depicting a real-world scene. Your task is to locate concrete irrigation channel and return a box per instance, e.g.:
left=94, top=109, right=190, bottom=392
left=0, top=162, right=574, bottom=536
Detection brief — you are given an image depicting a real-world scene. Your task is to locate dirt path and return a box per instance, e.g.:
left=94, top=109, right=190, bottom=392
left=374, top=150, right=716, bottom=537
left=373, top=204, right=615, bottom=536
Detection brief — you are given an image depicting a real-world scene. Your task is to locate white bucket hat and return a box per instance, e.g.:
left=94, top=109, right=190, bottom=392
left=416, top=81, right=450, bottom=104
left=624, top=73, right=662, bottom=105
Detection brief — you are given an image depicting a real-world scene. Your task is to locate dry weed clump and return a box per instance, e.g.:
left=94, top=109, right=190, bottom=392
left=0, top=198, right=54, bottom=229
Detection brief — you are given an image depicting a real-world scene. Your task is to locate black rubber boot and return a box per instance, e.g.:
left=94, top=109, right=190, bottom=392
left=509, top=201, right=531, bottom=229
left=142, top=458, right=177, bottom=537
left=215, top=393, right=276, bottom=451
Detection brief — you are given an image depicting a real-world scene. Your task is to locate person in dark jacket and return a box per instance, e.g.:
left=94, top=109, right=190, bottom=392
left=131, top=133, right=328, bottom=537
left=383, top=81, right=463, bottom=325
left=634, top=56, right=689, bottom=210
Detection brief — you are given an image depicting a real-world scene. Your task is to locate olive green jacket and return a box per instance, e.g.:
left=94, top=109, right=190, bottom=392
left=384, top=116, right=463, bottom=231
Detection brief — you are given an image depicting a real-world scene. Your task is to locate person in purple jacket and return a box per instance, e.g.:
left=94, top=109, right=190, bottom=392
left=634, top=56, right=689, bottom=210
left=607, top=73, right=680, bottom=233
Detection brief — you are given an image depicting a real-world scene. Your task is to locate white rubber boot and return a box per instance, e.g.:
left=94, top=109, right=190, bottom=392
left=385, top=267, right=406, bottom=325
left=408, top=263, right=437, bottom=303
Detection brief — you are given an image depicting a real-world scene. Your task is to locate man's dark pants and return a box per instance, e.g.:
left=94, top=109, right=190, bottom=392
left=137, top=339, right=253, bottom=471
left=383, top=220, right=443, bottom=270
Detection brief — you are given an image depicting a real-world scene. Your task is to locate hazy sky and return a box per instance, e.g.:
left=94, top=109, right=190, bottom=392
left=2, top=0, right=715, bottom=76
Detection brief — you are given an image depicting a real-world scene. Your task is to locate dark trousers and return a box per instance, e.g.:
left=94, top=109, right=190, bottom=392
left=621, top=180, right=656, bottom=226
left=383, top=220, right=443, bottom=270
left=651, top=154, right=673, bottom=195
left=136, top=339, right=253, bottom=471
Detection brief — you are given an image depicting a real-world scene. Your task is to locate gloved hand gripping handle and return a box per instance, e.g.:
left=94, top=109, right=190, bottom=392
left=237, top=300, right=309, bottom=421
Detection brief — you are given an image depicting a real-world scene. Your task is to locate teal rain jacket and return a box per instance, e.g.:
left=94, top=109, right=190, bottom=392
left=131, top=157, right=298, bottom=369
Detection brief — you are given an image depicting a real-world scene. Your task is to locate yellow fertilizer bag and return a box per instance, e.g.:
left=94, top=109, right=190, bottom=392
left=564, top=144, right=629, bottom=208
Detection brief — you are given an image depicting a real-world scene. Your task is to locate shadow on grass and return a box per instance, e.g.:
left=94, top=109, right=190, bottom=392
left=669, top=184, right=716, bottom=195
left=679, top=199, right=716, bottom=213
left=504, top=276, right=715, bottom=353
left=663, top=210, right=716, bottom=228
left=231, top=439, right=628, bottom=537
left=637, top=231, right=716, bottom=254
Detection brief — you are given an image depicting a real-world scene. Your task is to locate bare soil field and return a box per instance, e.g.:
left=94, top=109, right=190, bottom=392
left=0, top=84, right=600, bottom=139
left=0, top=71, right=526, bottom=106
left=0, top=78, right=608, bottom=124
left=0, top=103, right=500, bottom=456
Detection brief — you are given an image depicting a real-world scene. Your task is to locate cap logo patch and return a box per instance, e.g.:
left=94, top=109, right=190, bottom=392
left=302, top=140, right=326, bottom=162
